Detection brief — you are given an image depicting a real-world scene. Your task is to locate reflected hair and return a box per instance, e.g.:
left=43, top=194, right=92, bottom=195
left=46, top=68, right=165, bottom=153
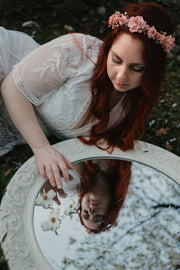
left=78, top=160, right=132, bottom=233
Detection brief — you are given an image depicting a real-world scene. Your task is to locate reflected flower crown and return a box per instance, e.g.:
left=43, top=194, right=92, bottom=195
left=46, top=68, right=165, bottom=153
left=108, top=11, right=175, bottom=52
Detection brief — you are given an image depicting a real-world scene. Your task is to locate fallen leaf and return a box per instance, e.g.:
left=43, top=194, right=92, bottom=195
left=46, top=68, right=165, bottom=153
left=64, top=25, right=74, bottom=32
left=81, top=17, right=88, bottom=22
left=165, top=143, right=174, bottom=151
left=51, top=24, right=60, bottom=28
left=52, top=30, right=60, bottom=36
left=155, top=127, right=170, bottom=136
left=4, top=168, right=13, bottom=177
left=166, top=53, right=174, bottom=59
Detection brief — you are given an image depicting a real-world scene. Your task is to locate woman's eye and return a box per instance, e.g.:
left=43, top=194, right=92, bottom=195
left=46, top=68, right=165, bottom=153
left=112, top=58, right=122, bottom=64
left=83, top=210, right=89, bottom=219
left=131, top=65, right=146, bottom=72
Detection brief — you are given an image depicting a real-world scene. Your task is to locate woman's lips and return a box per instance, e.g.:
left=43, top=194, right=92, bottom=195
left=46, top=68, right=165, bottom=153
left=115, top=81, right=128, bottom=87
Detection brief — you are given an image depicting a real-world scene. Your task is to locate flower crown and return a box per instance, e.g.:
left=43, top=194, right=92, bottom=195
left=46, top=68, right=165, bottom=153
left=108, top=11, right=175, bottom=52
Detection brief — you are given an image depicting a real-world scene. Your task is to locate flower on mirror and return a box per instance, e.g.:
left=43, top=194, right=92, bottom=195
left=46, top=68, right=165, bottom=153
left=64, top=198, right=77, bottom=219
left=35, top=189, right=56, bottom=209
left=41, top=207, right=61, bottom=235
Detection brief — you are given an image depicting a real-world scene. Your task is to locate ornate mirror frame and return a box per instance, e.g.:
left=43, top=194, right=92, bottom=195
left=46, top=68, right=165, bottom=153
left=0, top=138, right=180, bottom=270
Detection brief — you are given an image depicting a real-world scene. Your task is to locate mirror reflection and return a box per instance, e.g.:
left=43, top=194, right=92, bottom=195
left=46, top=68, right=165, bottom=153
left=76, top=159, right=131, bottom=233
left=33, top=159, right=180, bottom=270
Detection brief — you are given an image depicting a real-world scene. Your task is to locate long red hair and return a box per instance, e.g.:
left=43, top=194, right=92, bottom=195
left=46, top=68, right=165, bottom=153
left=79, top=3, right=174, bottom=151
left=78, top=159, right=132, bottom=233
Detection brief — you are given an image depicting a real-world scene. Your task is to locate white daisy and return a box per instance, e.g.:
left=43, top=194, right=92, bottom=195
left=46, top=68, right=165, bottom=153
left=64, top=199, right=77, bottom=218
left=35, top=189, right=56, bottom=209
left=41, top=207, right=61, bottom=234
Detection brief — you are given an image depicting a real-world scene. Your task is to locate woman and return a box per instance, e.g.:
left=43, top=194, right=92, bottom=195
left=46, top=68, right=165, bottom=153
left=0, top=3, right=175, bottom=189
left=78, top=160, right=131, bottom=233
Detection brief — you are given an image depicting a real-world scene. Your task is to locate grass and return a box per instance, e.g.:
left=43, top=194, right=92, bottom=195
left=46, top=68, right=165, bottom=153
left=142, top=58, right=180, bottom=156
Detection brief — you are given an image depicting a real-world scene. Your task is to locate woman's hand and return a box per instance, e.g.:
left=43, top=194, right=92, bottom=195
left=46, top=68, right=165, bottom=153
left=1, top=72, right=74, bottom=189
left=33, top=144, right=74, bottom=189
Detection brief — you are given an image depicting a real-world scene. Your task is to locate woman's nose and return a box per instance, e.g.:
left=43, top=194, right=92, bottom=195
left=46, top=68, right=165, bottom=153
left=88, top=206, right=95, bottom=214
left=116, top=66, right=128, bottom=81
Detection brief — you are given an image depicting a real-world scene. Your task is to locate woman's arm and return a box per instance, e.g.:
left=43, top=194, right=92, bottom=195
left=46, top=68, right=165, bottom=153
left=1, top=71, right=74, bottom=189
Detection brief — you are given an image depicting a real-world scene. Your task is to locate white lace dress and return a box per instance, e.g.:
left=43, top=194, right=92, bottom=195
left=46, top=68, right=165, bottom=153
left=1, top=31, right=125, bottom=156
left=0, top=27, right=39, bottom=156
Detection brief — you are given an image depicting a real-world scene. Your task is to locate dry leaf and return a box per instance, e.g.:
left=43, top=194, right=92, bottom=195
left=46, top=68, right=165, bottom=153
left=165, top=143, right=174, bottom=151
left=52, top=30, right=60, bottom=36
left=81, top=17, right=88, bottom=22
left=51, top=24, right=60, bottom=28
left=64, top=25, right=74, bottom=32
left=155, top=127, right=170, bottom=136
left=4, top=168, right=12, bottom=177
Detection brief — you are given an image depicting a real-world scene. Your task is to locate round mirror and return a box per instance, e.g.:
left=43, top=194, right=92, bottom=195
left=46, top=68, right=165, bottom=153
left=33, top=160, right=179, bottom=270
left=0, top=139, right=179, bottom=270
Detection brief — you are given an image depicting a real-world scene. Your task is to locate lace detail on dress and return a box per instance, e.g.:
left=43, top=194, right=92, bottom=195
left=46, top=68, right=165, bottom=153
left=71, top=33, right=102, bottom=66
left=37, top=94, right=93, bottom=133
left=70, top=93, right=92, bottom=129
left=11, top=33, right=103, bottom=141
left=49, top=33, right=102, bottom=68
left=13, top=67, right=41, bottom=105
left=32, top=55, right=59, bottom=78
left=73, top=36, right=97, bottom=66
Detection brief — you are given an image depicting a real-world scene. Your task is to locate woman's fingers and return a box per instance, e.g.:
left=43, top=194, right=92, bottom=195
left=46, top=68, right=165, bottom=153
left=50, top=163, right=63, bottom=189
left=34, top=145, right=74, bottom=189
left=45, top=164, right=56, bottom=187
left=39, top=165, right=47, bottom=181
left=58, top=161, right=70, bottom=184
left=63, top=157, right=74, bottom=170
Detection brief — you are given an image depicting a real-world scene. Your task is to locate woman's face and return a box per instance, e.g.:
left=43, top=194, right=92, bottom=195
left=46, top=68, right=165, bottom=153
left=107, top=32, right=146, bottom=92
left=81, top=191, right=111, bottom=231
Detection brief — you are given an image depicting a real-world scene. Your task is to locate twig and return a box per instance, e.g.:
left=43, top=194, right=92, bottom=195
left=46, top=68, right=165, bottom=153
left=109, top=210, right=161, bottom=248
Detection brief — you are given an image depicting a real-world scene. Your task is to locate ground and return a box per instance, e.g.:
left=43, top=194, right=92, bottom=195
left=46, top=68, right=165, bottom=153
left=0, top=1, right=180, bottom=268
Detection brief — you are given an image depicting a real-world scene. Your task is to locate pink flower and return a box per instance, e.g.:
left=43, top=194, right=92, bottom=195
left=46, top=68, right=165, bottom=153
left=158, top=33, right=167, bottom=45
left=118, top=15, right=128, bottom=26
left=147, top=26, right=157, bottom=38
left=128, top=16, right=147, bottom=33
left=108, top=11, right=175, bottom=52
left=156, top=33, right=166, bottom=44
left=164, top=35, right=175, bottom=52
left=108, top=13, right=128, bottom=28
left=155, top=32, right=161, bottom=41
left=108, top=14, right=118, bottom=27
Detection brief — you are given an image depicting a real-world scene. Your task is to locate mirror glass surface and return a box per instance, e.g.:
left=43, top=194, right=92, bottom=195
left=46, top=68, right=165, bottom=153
left=33, top=159, right=180, bottom=270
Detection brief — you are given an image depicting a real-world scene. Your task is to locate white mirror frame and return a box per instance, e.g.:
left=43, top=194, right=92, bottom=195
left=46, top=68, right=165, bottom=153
left=0, top=138, right=180, bottom=270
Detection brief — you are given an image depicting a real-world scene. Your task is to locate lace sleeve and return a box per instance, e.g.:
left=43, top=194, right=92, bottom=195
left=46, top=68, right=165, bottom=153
left=13, top=33, right=102, bottom=106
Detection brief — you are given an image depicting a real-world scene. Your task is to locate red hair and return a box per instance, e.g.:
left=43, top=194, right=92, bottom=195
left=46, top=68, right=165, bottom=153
left=78, top=160, right=131, bottom=233
left=79, top=3, right=174, bottom=151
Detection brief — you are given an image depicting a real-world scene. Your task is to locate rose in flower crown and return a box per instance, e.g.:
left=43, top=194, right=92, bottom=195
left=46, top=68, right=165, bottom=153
left=108, top=11, right=175, bottom=52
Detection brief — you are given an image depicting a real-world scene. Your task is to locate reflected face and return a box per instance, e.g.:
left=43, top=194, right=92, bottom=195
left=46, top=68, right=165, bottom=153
left=107, top=33, right=146, bottom=92
left=81, top=191, right=111, bottom=231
